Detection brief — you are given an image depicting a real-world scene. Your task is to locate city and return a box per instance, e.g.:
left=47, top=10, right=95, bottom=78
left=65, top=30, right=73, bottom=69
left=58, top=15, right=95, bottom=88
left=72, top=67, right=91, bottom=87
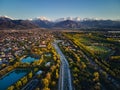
left=0, top=0, right=120, bottom=90
left=0, top=29, right=120, bottom=90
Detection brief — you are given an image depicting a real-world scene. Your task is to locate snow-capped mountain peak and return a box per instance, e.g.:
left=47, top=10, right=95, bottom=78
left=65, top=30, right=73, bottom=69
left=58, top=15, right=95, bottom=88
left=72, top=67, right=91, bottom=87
left=74, top=17, right=81, bottom=21
left=55, top=17, right=81, bottom=22
left=0, top=15, right=14, bottom=20
left=55, top=17, right=67, bottom=22
left=34, top=16, right=50, bottom=21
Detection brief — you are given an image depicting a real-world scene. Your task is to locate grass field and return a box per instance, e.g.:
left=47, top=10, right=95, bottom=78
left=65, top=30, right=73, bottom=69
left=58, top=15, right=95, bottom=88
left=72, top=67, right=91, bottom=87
left=87, top=46, right=110, bottom=53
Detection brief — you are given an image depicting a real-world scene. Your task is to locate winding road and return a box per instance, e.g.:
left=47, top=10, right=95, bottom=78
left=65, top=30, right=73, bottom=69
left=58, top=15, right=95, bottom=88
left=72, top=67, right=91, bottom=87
left=53, top=40, right=73, bottom=90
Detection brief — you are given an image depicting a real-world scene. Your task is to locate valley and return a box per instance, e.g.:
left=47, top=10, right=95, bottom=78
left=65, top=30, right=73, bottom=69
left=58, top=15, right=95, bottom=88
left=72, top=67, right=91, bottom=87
left=0, top=29, right=120, bottom=90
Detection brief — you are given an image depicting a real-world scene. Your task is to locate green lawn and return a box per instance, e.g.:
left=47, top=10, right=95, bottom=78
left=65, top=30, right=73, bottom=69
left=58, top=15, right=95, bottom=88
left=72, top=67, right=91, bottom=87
left=86, top=46, right=109, bottom=53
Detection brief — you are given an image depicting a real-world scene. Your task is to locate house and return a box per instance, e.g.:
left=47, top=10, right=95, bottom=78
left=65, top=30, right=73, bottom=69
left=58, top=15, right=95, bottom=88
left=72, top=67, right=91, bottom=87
left=36, top=70, right=43, bottom=75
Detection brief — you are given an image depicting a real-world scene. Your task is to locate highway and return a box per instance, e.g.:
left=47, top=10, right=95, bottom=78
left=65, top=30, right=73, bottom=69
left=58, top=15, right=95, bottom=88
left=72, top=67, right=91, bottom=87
left=53, top=40, right=73, bottom=90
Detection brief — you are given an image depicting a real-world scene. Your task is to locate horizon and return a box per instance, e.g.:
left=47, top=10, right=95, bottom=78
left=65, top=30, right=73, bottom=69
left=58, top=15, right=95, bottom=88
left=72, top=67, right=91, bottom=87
left=0, top=15, right=120, bottom=21
left=0, top=0, right=120, bottom=20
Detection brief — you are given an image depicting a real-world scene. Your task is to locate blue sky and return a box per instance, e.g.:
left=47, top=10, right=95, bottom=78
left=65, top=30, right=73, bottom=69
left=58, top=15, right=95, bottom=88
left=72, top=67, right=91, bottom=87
left=0, top=0, right=120, bottom=20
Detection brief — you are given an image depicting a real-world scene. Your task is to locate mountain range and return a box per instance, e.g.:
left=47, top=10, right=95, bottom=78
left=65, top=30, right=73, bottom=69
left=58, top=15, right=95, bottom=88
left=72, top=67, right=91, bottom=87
left=0, top=16, right=120, bottom=30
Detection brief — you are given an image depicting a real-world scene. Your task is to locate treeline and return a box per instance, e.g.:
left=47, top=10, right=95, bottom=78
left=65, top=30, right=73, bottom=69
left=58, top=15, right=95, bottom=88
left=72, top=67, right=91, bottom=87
left=61, top=32, right=120, bottom=89
left=59, top=42, right=101, bottom=90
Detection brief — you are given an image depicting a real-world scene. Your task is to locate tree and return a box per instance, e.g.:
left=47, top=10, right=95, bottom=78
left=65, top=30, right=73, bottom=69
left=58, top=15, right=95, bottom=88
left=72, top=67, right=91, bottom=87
left=53, top=55, right=57, bottom=61
left=101, top=71, right=107, bottom=78
left=43, top=87, right=50, bottom=90
left=81, top=62, right=86, bottom=69
left=42, top=78, right=49, bottom=87
left=93, top=72, right=99, bottom=82
left=35, top=88, right=40, bottom=90
left=28, top=71, right=33, bottom=79
left=46, top=72, right=51, bottom=80
left=34, top=68, right=38, bottom=72
left=55, top=69, right=59, bottom=79
left=50, top=65, right=56, bottom=72
left=51, top=81, right=56, bottom=87
left=13, top=62, right=20, bottom=67
left=15, top=80, right=22, bottom=89
left=21, top=76, right=28, bottom=85
left=7, top=86, right=14, bottom=90
left=73, top=67, right=79, bottom=73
